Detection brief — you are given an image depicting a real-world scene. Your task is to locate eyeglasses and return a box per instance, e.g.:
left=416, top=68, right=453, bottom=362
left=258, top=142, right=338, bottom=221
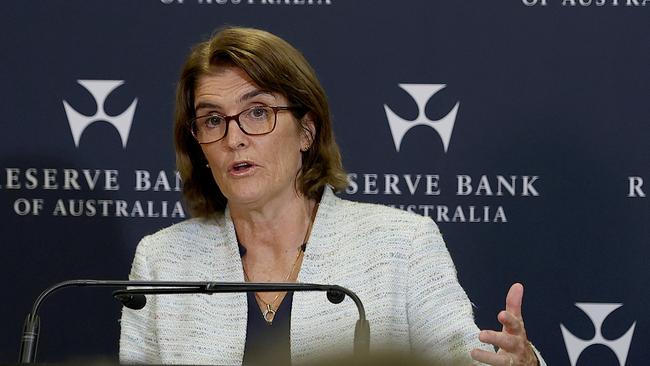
left=189, top=105, right=300, bottom=144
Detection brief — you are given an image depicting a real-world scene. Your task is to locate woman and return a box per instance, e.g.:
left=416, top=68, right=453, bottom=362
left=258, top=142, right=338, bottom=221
left=120, top=27, right=545, bottom=366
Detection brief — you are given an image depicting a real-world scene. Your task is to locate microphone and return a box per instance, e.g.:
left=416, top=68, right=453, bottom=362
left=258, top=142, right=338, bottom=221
left=114, top=282, right=371, bottom=356
left=113, top=293, right=146, bottom=310
left=19, top=280, right=369, bottom=363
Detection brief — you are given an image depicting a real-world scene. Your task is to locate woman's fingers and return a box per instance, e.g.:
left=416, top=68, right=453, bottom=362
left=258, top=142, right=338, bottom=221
left=479, top=330, right=520, bottom=353
left=471, top=348, right=512, bottom=366
left=498, top=310, right=525, bottom=335
left=505, top=283, right=524, bottom=320
left=471, top=283, right=537, bottom=366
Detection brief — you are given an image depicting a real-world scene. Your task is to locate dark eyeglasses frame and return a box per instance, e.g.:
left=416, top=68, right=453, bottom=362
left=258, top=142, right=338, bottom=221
left=189, top=105, right=302, bottom=144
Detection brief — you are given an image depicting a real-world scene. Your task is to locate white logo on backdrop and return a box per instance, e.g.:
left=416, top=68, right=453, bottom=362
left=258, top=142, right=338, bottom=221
left=63, top=80, right=138, bottom=148
left=383, top=84, right=459, bottom=153
left=560, top=303, right=636, bottom=366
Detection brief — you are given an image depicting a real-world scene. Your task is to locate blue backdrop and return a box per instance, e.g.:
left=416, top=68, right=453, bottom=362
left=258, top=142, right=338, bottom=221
left=1, top=1, right=648, bottom=365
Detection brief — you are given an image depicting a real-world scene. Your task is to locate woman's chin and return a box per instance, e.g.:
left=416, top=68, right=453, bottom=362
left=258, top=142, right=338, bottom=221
left=224, top=189, right=267, bottom=208
left=225, top=186, right=295, bottom=210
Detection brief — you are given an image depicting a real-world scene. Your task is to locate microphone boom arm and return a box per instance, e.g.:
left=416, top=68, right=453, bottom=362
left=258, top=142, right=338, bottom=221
left=19, top=280, right=369, bottom=363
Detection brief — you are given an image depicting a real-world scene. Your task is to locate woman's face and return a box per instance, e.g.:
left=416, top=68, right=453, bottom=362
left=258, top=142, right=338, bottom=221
left=194, top=66, right=310, bottom=208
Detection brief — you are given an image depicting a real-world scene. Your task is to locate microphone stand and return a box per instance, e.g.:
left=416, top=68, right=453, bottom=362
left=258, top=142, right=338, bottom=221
left=19, top=280, right=369, bottom=363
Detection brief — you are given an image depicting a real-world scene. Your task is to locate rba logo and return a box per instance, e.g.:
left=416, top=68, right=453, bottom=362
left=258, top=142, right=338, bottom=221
left=560, top=303, right=636, bottom=366
left=62, top=80, right=138, bottom=148
left=383, top=84, right=459, bottom=153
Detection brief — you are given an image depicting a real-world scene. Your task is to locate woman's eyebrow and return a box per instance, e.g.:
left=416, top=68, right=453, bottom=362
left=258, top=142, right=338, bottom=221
left=239, top=89, right=276, bottom=103
left=194, top=101, right=219, bottom=111
left=194, top=90, right=275, bottom=111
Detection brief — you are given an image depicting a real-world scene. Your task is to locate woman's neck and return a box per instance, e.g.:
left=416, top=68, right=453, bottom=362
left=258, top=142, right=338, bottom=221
left=230, top=191, right=316, bottom=255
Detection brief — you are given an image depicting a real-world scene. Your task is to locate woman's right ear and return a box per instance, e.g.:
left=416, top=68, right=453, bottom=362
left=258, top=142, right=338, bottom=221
left=300, top=113, right=316, bottom=151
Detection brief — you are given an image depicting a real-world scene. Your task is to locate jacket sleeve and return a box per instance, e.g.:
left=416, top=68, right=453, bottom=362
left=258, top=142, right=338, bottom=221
left=118, top=236, right=162, bottom=364
left=406, top=217, right=491, bottom=364
left=407, top=217, right=546, bottom=366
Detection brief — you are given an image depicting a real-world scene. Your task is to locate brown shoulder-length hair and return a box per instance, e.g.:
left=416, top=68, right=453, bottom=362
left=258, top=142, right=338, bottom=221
left=174, top=26, right=348, bottom=217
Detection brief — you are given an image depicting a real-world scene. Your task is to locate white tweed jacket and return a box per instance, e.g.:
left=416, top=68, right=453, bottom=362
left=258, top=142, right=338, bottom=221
left=119, top=187, right=544, bottom=365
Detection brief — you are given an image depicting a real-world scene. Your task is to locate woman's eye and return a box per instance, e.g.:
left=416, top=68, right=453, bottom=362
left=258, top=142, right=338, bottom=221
left=204, top=115, right=224, bottom=127
left=248, top=107, right=269, bottom=120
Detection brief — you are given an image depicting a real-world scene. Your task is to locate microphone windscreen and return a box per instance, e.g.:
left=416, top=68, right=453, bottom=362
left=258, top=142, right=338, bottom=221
left=116, top=294, right=147, bottom=310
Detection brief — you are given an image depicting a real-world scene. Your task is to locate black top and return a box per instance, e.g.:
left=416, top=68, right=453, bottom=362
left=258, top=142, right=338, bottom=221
left=242, top=291, right=293, bottom=365
left=238, top=244, right=294, bottom=366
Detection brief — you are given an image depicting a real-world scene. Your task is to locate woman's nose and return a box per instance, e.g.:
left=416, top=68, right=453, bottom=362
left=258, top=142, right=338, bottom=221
left=224, top=119, right=249, bottom=150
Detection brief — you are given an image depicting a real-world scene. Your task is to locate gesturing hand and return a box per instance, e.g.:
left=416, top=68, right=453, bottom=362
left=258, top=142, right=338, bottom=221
left=470, top=283, right=538, bottom=366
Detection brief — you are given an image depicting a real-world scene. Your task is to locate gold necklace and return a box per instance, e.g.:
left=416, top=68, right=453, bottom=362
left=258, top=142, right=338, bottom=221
left=242, top=247, right=304, bottom=324
left=241, top=202, right=318, bottom=325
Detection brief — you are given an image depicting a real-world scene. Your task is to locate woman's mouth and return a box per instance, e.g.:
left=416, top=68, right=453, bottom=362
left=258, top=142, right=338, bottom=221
left=229, top=161, right=256, bottom=176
